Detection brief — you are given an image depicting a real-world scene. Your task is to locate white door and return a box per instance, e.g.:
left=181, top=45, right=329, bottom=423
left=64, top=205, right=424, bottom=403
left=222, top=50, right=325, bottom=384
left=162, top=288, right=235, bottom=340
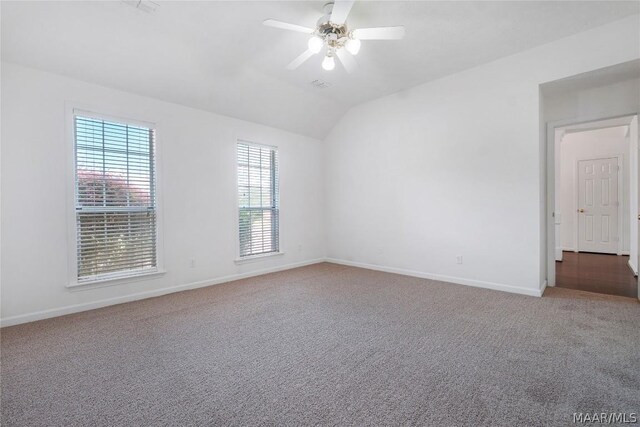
left=631, top=115, right=640, bottom=301
left=577, top=157, right=619, bottom=254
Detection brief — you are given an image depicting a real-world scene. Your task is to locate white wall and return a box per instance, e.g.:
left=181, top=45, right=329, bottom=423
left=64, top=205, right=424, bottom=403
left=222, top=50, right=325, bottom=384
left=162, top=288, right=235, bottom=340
left=1, top=62, right=325, bottom=325
left=324, top=16, right=640, bottom=296
left=543, top=78, right=640, bottom=124
left=558, top=126, right=630, bottom=252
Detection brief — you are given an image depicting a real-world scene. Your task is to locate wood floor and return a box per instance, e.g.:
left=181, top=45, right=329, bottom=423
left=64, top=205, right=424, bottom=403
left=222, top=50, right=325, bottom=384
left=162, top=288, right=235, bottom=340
left=555, top=251, right=638, bottom=298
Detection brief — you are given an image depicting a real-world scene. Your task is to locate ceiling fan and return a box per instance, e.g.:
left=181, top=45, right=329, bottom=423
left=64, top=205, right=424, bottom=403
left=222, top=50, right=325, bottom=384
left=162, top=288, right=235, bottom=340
left=263, top=0, right=405, bottom=73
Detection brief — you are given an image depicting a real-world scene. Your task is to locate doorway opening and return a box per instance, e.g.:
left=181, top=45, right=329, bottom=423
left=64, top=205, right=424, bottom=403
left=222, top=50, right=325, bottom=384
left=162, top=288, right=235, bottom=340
left=548, top=115, right=639, bottom=298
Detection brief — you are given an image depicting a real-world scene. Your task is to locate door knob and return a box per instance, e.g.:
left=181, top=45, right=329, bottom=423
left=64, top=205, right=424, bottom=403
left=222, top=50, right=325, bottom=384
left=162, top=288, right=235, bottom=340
left=578, top=208, right=585, bottom=213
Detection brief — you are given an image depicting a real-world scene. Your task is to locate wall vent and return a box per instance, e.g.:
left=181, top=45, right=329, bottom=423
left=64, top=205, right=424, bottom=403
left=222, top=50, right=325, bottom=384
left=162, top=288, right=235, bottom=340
left=122, top=0, right=159, bottom=13
left=310, top=79, right=331, bottom=89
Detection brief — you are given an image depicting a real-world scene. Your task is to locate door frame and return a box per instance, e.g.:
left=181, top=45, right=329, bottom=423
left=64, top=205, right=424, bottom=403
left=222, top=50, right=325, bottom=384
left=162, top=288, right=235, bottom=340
left=574, top=155, right=624, bottom=255
left=545, top=112, right=639, bottom=287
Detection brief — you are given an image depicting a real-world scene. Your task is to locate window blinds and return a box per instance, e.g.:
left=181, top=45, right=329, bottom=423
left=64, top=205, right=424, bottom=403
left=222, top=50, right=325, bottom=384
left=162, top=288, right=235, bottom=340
left=74, top=115, right=157, bottom=282
left=237, top=142, right=279, bottom=257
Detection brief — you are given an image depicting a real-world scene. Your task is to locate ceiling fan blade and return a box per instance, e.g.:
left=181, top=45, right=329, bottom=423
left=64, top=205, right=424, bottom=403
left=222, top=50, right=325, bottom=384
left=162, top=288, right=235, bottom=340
left=329, top=0, right=355, bottom=25
left=335, top=49, right=357, bottom=73
left=263, top=19, right=314, bottom=34
left=352, top=26, right=405, bottom=40
left=286, top=49, right=315, bottom=70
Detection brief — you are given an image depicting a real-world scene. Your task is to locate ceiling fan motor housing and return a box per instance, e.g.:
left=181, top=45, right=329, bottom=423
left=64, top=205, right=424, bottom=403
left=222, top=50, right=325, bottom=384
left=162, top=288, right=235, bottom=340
left=318, top=22, right=349, bottom=49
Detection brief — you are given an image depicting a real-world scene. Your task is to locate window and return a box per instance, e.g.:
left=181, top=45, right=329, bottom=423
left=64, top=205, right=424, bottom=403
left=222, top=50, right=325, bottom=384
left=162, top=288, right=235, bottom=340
left=237, top=142, right=279, bottom=257
left=74, top=113, right=157, bottom=283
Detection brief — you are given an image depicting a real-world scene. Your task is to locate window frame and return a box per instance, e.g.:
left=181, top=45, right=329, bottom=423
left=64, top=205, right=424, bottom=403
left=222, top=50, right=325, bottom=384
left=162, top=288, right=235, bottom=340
left=234, top=139, right=282, bottom=262
left=66, top=106, right=165, bottom=288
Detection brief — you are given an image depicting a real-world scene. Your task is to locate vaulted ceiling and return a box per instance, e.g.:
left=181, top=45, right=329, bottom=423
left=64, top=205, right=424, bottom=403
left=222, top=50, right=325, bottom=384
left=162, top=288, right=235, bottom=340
left=2, top=1, right=638, bottom=139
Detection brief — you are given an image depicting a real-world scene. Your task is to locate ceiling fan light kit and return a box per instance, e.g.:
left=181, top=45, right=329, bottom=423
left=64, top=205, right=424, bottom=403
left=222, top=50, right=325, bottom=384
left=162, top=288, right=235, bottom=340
left=308, top=35, right=324, bottom=54
left=322, top=52, right=336, bottom=71
left=263, top=0, right=405, bottom=73
left=345, top=37, right=361, bottom=55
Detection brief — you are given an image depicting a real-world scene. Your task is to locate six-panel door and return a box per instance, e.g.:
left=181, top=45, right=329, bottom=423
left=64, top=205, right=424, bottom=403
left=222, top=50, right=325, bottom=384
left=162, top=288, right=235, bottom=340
left=577, top=157, right=619, bottom=254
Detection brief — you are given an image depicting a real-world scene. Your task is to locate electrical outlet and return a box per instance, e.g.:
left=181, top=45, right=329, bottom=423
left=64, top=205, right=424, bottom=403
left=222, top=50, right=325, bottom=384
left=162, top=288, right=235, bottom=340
left=189, top=259, right=196, bottom=268
left=297, top=244, right=302, bottom=252
left=456, top=256, right=463, bottom=264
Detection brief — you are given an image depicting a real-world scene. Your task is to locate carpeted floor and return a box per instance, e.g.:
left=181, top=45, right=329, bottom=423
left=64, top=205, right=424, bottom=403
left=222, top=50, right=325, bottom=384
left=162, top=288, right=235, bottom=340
left=1, top=263, right=639, bottom=426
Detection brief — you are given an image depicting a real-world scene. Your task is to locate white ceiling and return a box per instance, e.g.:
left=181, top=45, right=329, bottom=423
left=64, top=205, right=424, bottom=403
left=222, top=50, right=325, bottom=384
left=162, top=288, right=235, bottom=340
left=2, top=1, right=638, bottom=139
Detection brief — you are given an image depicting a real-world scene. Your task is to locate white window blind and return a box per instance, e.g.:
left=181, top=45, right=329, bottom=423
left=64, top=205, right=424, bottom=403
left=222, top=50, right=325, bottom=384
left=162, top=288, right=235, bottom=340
left=74, top=114, right=157, bottom=283
left=237, top=142, right=279, bottom=257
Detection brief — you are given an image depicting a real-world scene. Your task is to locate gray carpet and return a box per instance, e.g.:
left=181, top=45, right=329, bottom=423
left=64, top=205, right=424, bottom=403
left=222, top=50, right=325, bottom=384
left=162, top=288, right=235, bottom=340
left=1, top=263, right=639, bottom=426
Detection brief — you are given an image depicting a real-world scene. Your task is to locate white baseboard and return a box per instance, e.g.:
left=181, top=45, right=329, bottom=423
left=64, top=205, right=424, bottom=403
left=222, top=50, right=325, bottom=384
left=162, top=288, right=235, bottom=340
left=1, top=257, right=549, bottom=327
left=555, top=247, right=563, bottom=261
left=0, top=258, right=325, bottom=328
left=562, top=247, right=630, bottom=256
left=628, top=259, right=638, bottom=276
left=325, top=258, right=543, bottom=297
left=540, top=280, right=548, bottom=293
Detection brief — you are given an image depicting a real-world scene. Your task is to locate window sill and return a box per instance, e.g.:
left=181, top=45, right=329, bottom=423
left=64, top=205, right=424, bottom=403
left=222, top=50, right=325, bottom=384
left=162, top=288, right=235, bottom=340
left=234, top=252, right=285, bottom=264
left=67, top=269, right=166, bottom=291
